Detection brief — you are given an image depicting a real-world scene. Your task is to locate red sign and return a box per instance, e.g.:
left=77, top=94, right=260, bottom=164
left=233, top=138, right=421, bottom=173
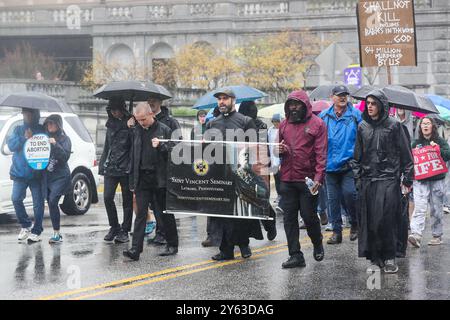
left=413, top=145, right=448, bottom=180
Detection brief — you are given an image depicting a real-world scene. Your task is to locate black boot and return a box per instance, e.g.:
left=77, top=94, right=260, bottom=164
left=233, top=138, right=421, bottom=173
left=159, top=245, right=178, bottom=256
left=211, top=252, right=234, bottom=261
left=123, top=248, right=140, bottom=261
left=326, top=232, right=342, bottom=245
left=114, top=230, right=129, bottom=243
left=282, top=254, right=306, bottom=269
left=313, top=242, right=324, bottom=261
left=349, top=226, right=358, bottom=241
left=201, top=237, right=213, bottom=247
left=104, top=227, right=120, bottom=242
left=239, top=245, right=252, bottom=259
left=148, top=233, right=167, bottom=245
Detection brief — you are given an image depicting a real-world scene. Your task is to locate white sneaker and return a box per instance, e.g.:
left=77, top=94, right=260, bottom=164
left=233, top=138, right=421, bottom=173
left=27, top=233, right=41, bottom=244
left=428, top=237, right=442, bottom=246
left=443, top=206, right=450, bottom=214
left=383, top=259, right=399, bottom=274
left=18, top=228, right=31, bottom=241
left=408, top=234, right=421, bottom=248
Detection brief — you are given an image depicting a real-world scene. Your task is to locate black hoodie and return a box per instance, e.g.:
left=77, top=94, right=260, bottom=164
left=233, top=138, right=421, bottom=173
left=99, top=107, right=133, bottom=177
left=43, top=114, right=71, bottom=177
left=155, top=106, right=182, bottom=139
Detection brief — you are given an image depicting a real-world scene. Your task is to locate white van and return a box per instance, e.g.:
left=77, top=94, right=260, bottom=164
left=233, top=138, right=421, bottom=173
left=0, top=112, right=99, bottom=215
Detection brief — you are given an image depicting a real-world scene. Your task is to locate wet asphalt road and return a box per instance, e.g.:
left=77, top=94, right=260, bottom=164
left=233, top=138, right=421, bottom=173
left=0, top=201, right=449, bottom=300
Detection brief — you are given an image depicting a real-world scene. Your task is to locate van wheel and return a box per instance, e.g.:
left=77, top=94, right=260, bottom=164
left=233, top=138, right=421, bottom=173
left=61, top=173, right=92, bottom=216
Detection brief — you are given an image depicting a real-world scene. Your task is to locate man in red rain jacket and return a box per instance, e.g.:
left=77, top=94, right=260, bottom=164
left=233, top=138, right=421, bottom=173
left=276, top=89, right=328, bottom=268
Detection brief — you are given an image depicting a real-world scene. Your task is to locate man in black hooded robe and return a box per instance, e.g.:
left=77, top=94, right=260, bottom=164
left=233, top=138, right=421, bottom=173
left=351, top=89, right=413, bottom=273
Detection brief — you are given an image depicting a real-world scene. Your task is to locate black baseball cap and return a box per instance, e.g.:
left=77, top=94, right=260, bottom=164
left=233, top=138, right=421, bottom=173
left=332, top=85, right=350, bottom=96
left=213, top=88, right=236, bottom=99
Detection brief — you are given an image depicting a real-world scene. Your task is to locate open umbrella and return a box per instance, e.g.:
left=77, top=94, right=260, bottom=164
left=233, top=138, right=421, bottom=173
left=350, top=85, right=381, bottom=100
left=435, top=105, right=450, bottom=122
left=426, top=94, right=450, bottom=111
left=192, top=85, right=267, bottom=110
left=258, top=100, right=331, bottom=119
left=312, top=100, right=332, bottom=114
left=351, top=85, right=439, bottom=114
left=94, top=80, right=172, bottom=112
left=309, top=84, right=358, bottom=101
left=258, top=103, right=284, bottom=119
left=0, top=92, right=74, bottom=113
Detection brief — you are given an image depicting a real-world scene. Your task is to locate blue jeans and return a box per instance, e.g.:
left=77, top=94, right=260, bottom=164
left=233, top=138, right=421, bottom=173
left=325, top=170, right=358, bottom=234
left=317, top=184, right=327, bottom=214
left=12, top=179, right=45, bottom=235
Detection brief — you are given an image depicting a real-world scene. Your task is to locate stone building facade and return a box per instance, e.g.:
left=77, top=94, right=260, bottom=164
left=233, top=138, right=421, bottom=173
left=0, top=0, right=449, bottom=156
left=0, top=0, right=449, bottom=95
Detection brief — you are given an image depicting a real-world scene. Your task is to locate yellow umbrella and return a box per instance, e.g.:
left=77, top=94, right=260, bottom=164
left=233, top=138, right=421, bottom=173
left=258, top=103, right=285, bottom=119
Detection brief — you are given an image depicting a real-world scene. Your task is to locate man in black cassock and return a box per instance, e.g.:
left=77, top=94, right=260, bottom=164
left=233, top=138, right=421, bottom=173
left=205, top=88, right=263, bottom=261
left=352, top=89, right=413, bottom=273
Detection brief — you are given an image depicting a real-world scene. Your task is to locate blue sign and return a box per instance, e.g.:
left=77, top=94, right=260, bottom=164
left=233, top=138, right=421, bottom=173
left=344, top=66, right=362, bottom=87
left=24, top=134, right=50, bottom=170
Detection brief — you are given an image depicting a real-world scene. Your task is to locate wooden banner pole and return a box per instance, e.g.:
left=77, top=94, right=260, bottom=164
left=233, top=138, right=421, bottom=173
left=386, top=65, right=392, bottom=85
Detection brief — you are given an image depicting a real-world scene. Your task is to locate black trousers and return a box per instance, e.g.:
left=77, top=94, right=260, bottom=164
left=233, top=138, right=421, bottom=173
left=132, top=187, right=178, bottom=253
left=261, top=206, right=277, bottom=234
left=396, top=193, right=410, bottom=256
left=219, top=228, right=250, bottom=257
left=104, top=175, right=133, bottom=232
left=280, top=182, right=323, bottom=256
left=152, top=200, right=166, bottom=239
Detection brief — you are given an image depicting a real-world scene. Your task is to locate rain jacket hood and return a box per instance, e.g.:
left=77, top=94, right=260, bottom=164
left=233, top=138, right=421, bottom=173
left=22, top=109, right=41, bottom=129
left=43, top=114, right=65, bottom=137
left=395, top=108, right=414, bottom=141
left=278, top=90, right=328, bottom=183
left=363, top=89, right=390, bottom=125
left=284, top=90, right=312, bottom=123
left=239, top=101, right=258, bottom=120
left=99, top=106, right=132, bottom=177
left=155, top=105, right=182, bottom=139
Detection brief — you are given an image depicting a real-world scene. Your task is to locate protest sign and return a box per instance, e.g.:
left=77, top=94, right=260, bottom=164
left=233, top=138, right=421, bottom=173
left=23, top=134, right=50, bottom=170
left=413, top=145, right=448, bottom=180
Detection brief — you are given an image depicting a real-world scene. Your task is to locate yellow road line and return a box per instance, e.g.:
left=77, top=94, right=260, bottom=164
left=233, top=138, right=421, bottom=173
left=38, top=242, right=288, bottom=300
left=71, top=248, right=289, bottom=300
left=39, top=230, right=346, bottom=300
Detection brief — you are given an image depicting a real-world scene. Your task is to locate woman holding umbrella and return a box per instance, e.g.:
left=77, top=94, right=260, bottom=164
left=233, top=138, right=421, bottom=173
left=408, top=117, right=450, bottom=247
left=42, top=114, right=72, bottom=243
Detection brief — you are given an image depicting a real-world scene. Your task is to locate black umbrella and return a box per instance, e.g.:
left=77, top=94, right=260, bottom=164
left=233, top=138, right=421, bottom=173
left=0, top=92, right=74, bottom=113
left=309, top=84, right=358, bottom=101
left=93, top=80, right=172, bottom=112
left=350, top=85, right=381, bottom=100
left=352, top=85, right=439, bottom=114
